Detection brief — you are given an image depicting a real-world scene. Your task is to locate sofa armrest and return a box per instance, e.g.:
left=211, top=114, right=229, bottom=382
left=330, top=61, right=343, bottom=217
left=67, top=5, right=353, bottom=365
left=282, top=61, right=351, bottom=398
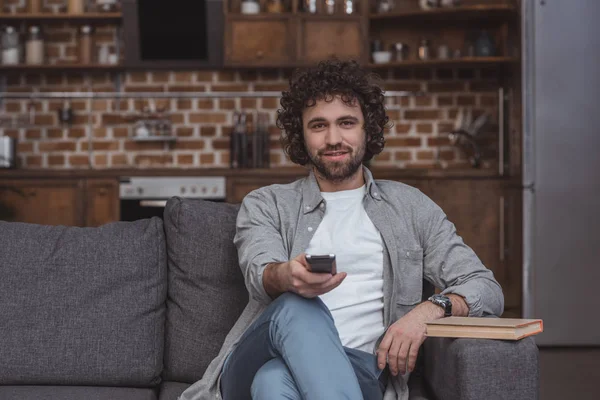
left=423, top=337, right=539, bottom=400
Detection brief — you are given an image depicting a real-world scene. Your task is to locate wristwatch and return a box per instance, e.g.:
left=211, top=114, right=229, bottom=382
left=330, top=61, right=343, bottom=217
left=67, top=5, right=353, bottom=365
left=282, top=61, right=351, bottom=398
left=428, top=294, right=452, bottom=317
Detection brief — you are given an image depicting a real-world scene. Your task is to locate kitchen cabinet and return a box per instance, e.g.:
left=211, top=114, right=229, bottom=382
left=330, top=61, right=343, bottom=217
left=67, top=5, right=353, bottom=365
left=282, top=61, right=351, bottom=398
left=225, top=17, right=296, bottom=66
left=0, top=179, right=84, bottom=226
left=222, top=0, right=517, bottom=69
left=227, top=175, right=300, bottom=203
left=0, top=178, right=119, bottom=227
left=84, top=179, right=120, bottom=227
left=223, top=1, right=369, bottom=68
left=298, top=18, right=364, bottom=64
left=420, top=179, right=521, bottom=315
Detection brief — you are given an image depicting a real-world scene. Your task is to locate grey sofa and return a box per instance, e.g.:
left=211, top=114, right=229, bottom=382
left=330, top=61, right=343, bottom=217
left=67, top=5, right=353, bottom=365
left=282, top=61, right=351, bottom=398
left=0, top=197, right=539, bottom=400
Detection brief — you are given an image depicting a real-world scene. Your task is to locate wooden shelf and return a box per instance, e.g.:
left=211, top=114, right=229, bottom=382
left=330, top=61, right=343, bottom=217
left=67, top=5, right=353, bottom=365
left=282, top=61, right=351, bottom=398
left=0, top=64, right=123, bottom=72
left=368, top=56, right=519, bottom=68
left=0, top=12, right=122, bottom=22
left=369, top=4, right=516, bottom=20
left=225, top=12, right=295, bottom=20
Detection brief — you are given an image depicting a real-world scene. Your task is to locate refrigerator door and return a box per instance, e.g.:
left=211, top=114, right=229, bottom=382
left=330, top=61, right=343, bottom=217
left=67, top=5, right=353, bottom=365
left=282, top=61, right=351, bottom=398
left=522, top=0, right=600, bottom=345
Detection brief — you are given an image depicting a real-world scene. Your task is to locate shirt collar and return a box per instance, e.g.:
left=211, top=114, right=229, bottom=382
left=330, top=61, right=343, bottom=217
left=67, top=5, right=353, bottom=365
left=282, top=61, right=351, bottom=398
left=301, top=165, right=382, bottom=214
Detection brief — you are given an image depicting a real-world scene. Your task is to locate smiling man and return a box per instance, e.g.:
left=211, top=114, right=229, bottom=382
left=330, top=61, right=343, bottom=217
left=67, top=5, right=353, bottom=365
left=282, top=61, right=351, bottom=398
left=179, top=59, right=503, bottom=400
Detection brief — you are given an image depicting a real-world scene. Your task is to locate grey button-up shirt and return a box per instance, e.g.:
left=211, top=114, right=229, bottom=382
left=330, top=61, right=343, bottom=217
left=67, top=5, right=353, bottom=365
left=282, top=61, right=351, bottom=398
left=180, top=166, right=504, bottom=400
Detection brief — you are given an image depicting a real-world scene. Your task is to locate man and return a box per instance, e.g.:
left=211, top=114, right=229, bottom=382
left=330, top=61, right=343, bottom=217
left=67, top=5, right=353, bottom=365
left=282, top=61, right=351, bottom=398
left=180, top=59, right=503, bottom=400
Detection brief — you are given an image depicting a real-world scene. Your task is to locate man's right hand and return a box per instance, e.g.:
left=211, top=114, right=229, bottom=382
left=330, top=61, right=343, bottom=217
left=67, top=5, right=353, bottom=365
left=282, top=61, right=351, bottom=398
left=264, top=253, right=347, bottom=299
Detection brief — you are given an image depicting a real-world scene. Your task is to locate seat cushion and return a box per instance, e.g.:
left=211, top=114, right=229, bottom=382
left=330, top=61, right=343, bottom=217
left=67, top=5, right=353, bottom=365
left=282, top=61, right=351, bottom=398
left=162, top=198, right=248, bottom=383
left=0, top=219, right=167, bottom=386
left=0, top=386, right=158, bottom=400
left=159, top=381, right=191, bottom=400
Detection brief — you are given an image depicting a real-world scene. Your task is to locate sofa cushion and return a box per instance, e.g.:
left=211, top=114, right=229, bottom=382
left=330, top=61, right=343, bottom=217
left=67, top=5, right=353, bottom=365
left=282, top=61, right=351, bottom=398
left=0, top=386, right=158, bottom=400
left=163, top=198, right=248, bottom=383
left=159, top=381, right=191, bottom=400
left=0, top=219, right=167, bottom=386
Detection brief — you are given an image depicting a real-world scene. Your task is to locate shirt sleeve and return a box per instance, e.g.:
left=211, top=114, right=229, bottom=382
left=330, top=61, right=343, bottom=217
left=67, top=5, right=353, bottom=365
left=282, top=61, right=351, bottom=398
left=233, top=189, right=289, bottom=306
left=418, top=193, right=504, bottom=317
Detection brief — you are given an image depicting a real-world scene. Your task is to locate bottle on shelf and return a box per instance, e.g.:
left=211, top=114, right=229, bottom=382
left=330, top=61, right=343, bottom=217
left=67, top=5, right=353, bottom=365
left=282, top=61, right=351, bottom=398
left=304, top=0, right=317, bottom=14
left=418, top=38, right=431, bottom=60
left=25, top=25, right=44, bottom=65
left=344, top=0, right=355, bottom=15
left=1, top=26, right=21, bottom=65
left=324, top=0, right=335, bottom=14
left=78, top=25, right=93, bottom=64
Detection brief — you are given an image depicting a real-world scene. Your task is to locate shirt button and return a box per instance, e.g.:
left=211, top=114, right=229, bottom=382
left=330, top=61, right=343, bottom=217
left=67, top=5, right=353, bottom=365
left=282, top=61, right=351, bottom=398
left=406, top=251, right=410, bottom=257
left=373, top=192, right=379, bottom=197
left=305, top=205, right=310, bottom=210
left=319, top=203, right=324, bottom=209
left=308, top=227, right=313, bottom=232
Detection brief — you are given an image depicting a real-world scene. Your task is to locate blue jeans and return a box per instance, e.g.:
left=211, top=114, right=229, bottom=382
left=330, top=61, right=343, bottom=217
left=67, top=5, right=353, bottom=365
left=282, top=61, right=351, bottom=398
left=220, top=293, right=387, bottom=400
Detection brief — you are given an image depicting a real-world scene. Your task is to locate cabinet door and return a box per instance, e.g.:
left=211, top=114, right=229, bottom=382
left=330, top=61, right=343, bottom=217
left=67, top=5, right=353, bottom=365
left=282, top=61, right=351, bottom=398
left=85, top=179, right=120, bottom=227
left=225, top=18, right=295, bottom=66
left=227, top=176, right=301, bottom=204
left=298, top=19, right=364, bottom=64
left=0, top=179, right=84, bottom=226
left=421, top=179, right=519, bottom=312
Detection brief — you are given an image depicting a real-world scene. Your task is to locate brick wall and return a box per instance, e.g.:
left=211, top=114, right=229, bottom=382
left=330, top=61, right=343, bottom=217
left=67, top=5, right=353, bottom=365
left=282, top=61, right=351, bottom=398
left=0, top=13, right=502, bottom=170
left=2, top=67, right=501, bottom=170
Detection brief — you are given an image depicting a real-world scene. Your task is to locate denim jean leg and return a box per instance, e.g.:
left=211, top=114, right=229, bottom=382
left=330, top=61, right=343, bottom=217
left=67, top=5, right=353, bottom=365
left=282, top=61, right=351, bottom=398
left=251, top=357, right=301, bottom=400
left=220, top=292, right=363, bottom=400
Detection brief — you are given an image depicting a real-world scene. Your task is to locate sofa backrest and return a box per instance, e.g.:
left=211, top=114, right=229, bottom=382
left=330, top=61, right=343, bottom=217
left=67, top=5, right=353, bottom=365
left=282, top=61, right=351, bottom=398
left=0, top=218, right=167, bottom=387
left=162, top=197, right=248, bottom=383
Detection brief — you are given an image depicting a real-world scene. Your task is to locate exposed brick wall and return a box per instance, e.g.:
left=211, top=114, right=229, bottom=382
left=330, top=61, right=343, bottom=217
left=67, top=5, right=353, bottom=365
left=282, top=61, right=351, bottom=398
left=0, top=8, right=502, bottom=170
left=2, top=67, right=501, bottom=170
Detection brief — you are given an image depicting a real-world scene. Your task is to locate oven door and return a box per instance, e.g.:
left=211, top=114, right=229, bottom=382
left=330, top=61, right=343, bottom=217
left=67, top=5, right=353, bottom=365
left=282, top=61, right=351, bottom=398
left=120, top=199, right=169, bottom=221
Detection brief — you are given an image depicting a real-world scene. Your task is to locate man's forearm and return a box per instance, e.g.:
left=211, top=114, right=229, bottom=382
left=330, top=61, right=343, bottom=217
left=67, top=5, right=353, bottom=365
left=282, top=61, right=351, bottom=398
left=413, top=294, right=470, bottom=322
left=263, top=262, right=288, bottom=299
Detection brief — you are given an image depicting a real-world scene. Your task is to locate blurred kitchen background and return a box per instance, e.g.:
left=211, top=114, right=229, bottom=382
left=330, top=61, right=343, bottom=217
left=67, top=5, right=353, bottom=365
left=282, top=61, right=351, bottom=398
left=0, top=1, right=598, bottom=399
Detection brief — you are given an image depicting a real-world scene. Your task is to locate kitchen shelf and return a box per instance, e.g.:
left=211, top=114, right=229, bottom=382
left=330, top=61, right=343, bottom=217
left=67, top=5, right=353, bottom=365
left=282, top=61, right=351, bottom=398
left=0, top=64, right=124, bottom=72
left=0, top=12, right=122, bottom=22
left=369, top=4, right=516, bottom=20
left=368, top=56, right=519, bottom=69
left=226, top=12, right=295, bottom=20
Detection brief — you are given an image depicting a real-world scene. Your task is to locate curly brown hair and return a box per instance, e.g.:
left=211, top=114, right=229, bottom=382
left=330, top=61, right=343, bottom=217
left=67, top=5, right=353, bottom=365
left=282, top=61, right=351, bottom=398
left=276, top=59, right=391, bottom=166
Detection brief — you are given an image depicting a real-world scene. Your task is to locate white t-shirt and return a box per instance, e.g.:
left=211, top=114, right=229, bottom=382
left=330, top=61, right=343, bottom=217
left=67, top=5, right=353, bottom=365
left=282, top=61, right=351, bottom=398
left=305, top=185, right=385, bottom=354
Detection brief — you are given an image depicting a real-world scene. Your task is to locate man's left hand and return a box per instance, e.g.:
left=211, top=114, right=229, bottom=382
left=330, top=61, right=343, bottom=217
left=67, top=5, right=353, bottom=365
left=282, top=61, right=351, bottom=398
left=376, top=309, right=429, bottom=376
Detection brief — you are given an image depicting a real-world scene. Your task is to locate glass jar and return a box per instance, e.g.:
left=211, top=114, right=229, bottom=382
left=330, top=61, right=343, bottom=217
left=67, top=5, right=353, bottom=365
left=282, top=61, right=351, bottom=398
left=68, top=0, right=85, bottom=14
left=240, top=0, right=260, bottom=14
left=25, top=25, right=44, bottom=65
left=1, top=26, right=21, bottom=65
left=29, top=0, right=43, bottom=13
left=266, top=0, right=283, bottom=13
left=377, top=0, right=394, bottom=13
left=94, top=0, right=119, bottom=12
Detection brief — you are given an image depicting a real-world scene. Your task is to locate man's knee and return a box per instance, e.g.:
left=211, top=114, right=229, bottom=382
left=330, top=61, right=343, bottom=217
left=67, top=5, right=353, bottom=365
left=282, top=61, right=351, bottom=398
left=270, top=292, right=332, bottom=324
left=251, top=358, right=299, bottom=400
